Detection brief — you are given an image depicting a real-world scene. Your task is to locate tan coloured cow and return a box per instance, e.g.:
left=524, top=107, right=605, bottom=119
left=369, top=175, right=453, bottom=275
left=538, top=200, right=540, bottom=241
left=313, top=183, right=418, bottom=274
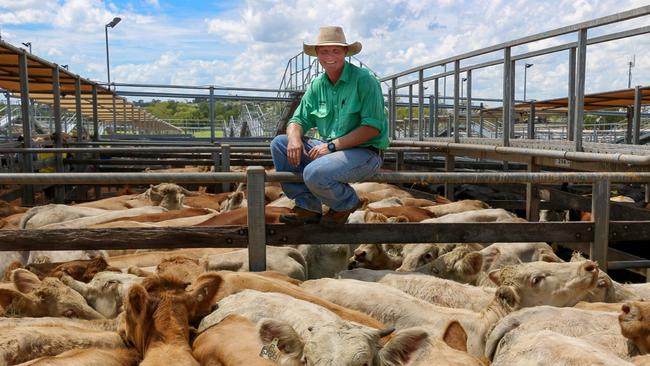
left=123, top=273, right=223, bottom=366
left=15, top=348, right=140, bottom=366
left=191, top=314, right=276, bottom=366
left=422, top=199, right=490, bottom=217
left=0, top=269, right=104, bottom=319
left=619, top=301, right=650, bottom=354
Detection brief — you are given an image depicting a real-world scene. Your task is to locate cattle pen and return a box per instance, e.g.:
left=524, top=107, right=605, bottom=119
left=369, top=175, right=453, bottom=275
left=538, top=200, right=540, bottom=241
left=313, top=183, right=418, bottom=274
left=1, top=5, right=650, bottom=279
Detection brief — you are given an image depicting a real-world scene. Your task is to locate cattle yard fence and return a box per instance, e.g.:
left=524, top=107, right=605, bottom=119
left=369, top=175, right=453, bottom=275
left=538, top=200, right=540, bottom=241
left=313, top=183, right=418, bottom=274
left=1, top=168, right=650, bottom=274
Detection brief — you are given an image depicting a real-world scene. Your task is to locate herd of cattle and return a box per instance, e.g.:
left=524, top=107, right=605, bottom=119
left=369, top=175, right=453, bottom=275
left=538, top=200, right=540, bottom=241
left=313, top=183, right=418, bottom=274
left=1, top=180, right=650, bottom=365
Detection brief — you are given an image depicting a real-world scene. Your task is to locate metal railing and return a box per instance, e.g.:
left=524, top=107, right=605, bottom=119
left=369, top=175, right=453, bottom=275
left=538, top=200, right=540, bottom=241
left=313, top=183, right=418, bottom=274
left=1, top=169, right=649, bottom=272
left=380, top=6, right=650, bottom=149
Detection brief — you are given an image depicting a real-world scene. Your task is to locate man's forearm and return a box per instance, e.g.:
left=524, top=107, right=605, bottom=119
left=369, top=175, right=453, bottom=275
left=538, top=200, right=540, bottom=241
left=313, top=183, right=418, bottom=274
left=332, top=125, right=379, bottom=150
left=287, top=123, right=304, bottom=142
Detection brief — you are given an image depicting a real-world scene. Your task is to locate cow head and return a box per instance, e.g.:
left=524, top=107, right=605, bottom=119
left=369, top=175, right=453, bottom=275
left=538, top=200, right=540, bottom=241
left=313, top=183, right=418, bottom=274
left=619, top=302, right=650, bottom=354
left=0, top=269, right=104, bottom=319
left=396, top=244, right=439, bottom=272
left=145, top=183, right=186, bottom=210
left=488, top=260, right=599, bottom=308
left=348, top=244, right=387, bottom=270
left=219, top=191, right=247, bottom=212
left=258, top=318, right=428, bottom=366
left=416, top=245, right=483, bottom=284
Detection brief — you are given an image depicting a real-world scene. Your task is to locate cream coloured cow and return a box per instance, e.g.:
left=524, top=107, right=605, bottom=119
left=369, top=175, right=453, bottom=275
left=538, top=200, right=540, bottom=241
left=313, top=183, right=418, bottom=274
left=61, top=271, right=144, bottom=319
left=0, top=269, right=105, bottom=319
left=485, top=306, right=630, bottom=362
left=0, top=324, right=126, bottom=365
left=490, top=330, right=635, bottom=366
left=422, top=199, right=490, bottom=217
left=198, top=289, right=428, bottom=366
left=414, top=244, right=486, bottom=285
left=571, top=252, right=642, bottom=303
left=338, top=268, right=495, bottom=312
left=303, top=260, right=599, bottom=357
left=20, top=204, right=109, bottom=229
left=202, top=246, right=307, bottom=281
left=420, top=208, right=516, bottom=223
left=15, top=348, right=140, bottom=366
left=293, top=244, right=355, bottom=279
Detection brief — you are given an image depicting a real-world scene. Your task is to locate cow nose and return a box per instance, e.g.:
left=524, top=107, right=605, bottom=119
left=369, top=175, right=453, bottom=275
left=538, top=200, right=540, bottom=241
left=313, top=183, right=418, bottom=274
left=622, top=304, right=631, bottom=314
left=355, top=251, right=367, bottom=260
left=348, top=261, right=358, bottom=270
left=583, top=261, right=598, bottom=273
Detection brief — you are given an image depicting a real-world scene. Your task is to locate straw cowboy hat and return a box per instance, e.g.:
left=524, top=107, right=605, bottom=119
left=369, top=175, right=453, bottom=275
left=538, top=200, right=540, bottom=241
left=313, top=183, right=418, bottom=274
left=303, top=26, right=362, bottom=57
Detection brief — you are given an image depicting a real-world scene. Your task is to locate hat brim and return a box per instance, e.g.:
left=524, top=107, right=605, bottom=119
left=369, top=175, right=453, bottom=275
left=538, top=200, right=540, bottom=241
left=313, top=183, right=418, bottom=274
left=303, top=41, right=362, bottom=57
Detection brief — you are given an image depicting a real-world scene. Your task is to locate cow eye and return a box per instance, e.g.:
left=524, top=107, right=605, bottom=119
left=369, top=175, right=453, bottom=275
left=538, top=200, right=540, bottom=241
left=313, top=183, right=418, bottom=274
left=62, top=309, right=76, bottom=318
left=424, top=253, right=433, bottom=260
left=531, top=275, right=544, bottom=286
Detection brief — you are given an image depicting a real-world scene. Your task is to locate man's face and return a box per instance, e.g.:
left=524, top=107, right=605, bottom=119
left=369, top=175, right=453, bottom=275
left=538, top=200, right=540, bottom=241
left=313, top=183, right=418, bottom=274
left=316, top=45, right=347, bottom=75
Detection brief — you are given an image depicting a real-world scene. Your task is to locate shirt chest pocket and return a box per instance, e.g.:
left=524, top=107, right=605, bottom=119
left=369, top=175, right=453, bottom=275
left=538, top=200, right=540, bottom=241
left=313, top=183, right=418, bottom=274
left=310, top=106, right=330, bottom=121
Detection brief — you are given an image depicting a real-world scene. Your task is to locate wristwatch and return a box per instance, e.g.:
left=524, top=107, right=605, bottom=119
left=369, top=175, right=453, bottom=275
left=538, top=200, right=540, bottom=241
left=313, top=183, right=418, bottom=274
left=327, top=142, right=337, bottom=152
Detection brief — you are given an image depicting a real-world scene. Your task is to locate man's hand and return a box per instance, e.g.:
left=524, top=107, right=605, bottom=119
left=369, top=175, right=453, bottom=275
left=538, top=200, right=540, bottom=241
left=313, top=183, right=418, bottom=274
left=307, top=144, right=331, bottom=160
left=287, top=138, right=308, bottom=167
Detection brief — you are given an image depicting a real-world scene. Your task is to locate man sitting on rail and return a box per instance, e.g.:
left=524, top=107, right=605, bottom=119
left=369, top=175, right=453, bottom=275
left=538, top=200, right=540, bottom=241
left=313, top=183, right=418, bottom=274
left=271, top=26, right=389, bottom=225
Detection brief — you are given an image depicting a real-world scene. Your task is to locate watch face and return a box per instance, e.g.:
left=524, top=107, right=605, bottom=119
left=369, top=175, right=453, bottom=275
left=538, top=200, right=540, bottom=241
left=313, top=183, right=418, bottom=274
left=328, top=142, right=336, bottom=152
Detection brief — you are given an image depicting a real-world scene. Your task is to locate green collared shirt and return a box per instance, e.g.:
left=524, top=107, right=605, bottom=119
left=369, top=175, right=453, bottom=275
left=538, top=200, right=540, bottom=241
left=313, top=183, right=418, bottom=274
left=288, top=62, right=389, bottom=150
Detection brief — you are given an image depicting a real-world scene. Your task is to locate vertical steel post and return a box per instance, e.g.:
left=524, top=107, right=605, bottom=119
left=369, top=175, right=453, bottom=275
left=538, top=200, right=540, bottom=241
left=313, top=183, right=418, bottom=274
left=74, top=76, right=82, bottom=142
left=466, top=69, right=472, bottom=137
left=111, top=92, right=117, bottom=136
left=510, top=60, right=516, bottom=138
left=52, top=66, right=65, bottom=203
left=633, top=85, right=641, bottom=145
left=18, top=51, right=34, bottom=205
left=408, top=84, right=413, bottom=138
left=5, top=93, right=11, bottom=139
left=527, top=102, right=536, bottom=139
left=428, top=94, right=434, bottom=138
left=574, top=29, right=587, bottom=152
left=445, top=155, right=455, bottom=200
left=626, top=107, right=633, bottom=144
left=91, top=85, right=99, bottom=141
left=391, top=78, right=397, bottom=140
left=247, top=166, right=267, bottom=272
left=526, top=160, right=540, bottom=222
left=209, top=86, right=216, bottom=143
left=502, top=47, right=512, bottom=146
left=122, top=99, right=127, bottom=137
left=221, top=144, right=231, bottom=193
left=418, top=69, right=424, bottom=141
left=645, top=183, right=650, bottom=204
left=388, top=88, right=394, bottom=139
left=591, top=179, right=610, bottom=272
left=479, top=103, right=484, bottom=138
left=396, top=151, right=404, bottom=171
left=453, top=60, right=460, bottom=143
left=568, top=48, right=576, bottom=141
left=433, top=78, right=439, bottom=137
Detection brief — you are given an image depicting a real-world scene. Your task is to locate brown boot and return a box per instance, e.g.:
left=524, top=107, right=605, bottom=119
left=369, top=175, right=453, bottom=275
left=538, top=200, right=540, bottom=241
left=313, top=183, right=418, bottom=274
left=321, top=199, right=364, bottom=224
left=279, top=206, right=322, bottom=225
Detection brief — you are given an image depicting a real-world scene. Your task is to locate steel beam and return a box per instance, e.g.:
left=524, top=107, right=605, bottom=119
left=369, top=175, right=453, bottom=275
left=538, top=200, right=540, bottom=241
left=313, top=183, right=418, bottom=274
left=574, top=29, right=587, bottom=151
left=453, top=60, right=460, bottom=143
left=590, top=179, right=610, bottom=271
left=18, top=51, right=34, bottom=205
left=247, top=166, right=266, bottom=271
left=568, top=47, right=576, bottom=141
left=418, top=69, right=424, bottom=140
left=502, top=47, right=512, bottom=146
left=633, top=85, right=642, bottom=145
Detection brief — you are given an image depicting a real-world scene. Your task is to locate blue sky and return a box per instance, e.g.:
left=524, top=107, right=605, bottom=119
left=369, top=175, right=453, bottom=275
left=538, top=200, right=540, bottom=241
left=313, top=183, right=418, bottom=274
left=0, top=0, right=648, bottom=106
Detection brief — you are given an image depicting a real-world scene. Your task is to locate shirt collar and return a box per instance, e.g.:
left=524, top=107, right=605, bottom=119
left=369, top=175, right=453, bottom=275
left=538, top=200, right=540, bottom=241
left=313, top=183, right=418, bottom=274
left=338, top=61, right=350, bottom=84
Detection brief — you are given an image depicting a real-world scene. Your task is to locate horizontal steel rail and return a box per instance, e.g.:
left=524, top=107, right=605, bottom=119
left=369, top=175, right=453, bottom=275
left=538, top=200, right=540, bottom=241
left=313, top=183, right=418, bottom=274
left=115, top=91, right=293, bottom=102
left=1, top=171, right=650, bottom=185
left=380, top=6, right=650, bottom=81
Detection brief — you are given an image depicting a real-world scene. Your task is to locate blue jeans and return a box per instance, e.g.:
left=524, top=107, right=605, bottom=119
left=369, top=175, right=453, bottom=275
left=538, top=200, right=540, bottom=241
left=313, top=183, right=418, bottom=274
left=270, top=134, right=382, bottom=213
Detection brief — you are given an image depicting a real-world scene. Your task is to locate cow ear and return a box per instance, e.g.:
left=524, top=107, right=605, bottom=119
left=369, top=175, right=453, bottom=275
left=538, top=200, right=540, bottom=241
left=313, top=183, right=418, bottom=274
left=387, top=215, right=409, bottom=223
left=257, top=318, right=304, bottom=357
left=496, top=286, right=520, bottom=309
left=488, top=268, right=502, bottom=285
left=190, top=272, right=223, bottom=317
left=12, top=268, right=41, bottom=293
left=481, top=248, right=500, bottom=271
left=460, top=252, right=483, bottom=276
left=538, top=249, right=562, bottom=263
left=442, top=320, right=467, bottom=352
left=126, top=284, right=148, bottom=318
left=0, top=287, right=35, bottom=311
left=379, top=328, right=428, bottom=365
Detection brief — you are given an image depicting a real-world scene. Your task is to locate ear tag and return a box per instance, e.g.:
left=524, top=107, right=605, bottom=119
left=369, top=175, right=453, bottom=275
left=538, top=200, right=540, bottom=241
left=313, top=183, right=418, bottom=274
left=259, top=338, right=280, bottom=361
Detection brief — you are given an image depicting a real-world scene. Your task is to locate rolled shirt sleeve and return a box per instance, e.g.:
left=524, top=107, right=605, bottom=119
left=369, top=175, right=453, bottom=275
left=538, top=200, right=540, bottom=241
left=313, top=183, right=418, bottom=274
left=358, top=74, right=386, bottom=134
left=288, top=87, right=316, bottom=133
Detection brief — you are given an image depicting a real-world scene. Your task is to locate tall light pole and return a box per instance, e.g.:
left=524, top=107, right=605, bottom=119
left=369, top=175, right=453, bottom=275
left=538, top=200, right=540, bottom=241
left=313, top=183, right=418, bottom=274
left=523, top=63, right=533, bottom=101
left=628, top=55, right=635, bottom=88
left=21, top=42, right=32, bottom=53
left=104, top=17, right=121, bottom=85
